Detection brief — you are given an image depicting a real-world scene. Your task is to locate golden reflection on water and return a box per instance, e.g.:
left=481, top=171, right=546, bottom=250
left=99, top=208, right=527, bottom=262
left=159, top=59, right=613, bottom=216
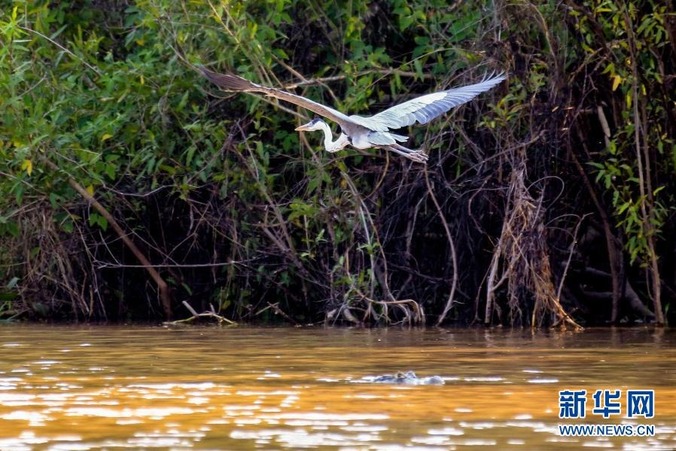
left=0, top=326, right=674, bottom=449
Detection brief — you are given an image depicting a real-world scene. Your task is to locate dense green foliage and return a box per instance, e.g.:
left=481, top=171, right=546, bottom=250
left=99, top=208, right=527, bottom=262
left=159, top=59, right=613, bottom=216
left=1, top=0, right=674, bottom=326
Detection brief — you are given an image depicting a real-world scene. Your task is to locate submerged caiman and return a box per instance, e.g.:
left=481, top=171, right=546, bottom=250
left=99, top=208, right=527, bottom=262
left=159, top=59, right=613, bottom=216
left=357, top=371, right=444, bottom=385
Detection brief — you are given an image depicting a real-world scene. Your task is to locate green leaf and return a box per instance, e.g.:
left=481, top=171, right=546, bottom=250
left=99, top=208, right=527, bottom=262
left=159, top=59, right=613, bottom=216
left=88, top=213, right=108, bottom=231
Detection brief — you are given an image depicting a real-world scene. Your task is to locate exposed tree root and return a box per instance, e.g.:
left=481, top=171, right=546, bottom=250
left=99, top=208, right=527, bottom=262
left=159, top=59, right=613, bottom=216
left=164, top=300, right=236, bottom=326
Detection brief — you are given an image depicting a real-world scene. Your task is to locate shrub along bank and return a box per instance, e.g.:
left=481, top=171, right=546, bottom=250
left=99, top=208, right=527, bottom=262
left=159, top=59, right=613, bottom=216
left=1, top=1, right=674, bottom=326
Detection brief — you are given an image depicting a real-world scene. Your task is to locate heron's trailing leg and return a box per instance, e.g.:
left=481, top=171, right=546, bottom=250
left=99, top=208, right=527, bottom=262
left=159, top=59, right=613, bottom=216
left=385, top=143, right=428, bottom=164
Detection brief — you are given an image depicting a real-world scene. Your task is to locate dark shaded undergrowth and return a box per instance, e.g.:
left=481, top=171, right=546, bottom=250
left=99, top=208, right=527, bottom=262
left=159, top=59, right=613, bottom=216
left=1, top=0, right=674, bottom=327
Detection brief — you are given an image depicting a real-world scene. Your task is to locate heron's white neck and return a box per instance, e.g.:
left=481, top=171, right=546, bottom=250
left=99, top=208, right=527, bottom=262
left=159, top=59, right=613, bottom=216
left=316, top=120, right=349, bottom=153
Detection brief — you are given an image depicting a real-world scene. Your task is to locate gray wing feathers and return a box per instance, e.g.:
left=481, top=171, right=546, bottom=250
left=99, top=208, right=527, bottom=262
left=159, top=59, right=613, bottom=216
left=367, top=131, right=408, bottom=146
left=200, top=67, right=353, bottom=127
left=355, top=72, right=506, bottom=130
left=199, top=67, right=261, bottom=91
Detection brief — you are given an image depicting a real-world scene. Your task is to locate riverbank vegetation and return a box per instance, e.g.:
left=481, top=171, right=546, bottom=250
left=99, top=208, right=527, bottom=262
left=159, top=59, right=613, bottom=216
left=1, top=0, right=674, bottom=327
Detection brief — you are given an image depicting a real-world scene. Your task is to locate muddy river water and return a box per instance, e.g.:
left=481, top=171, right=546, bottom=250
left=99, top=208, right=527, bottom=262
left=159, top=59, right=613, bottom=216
left=0, top=326, right=674, bottom=449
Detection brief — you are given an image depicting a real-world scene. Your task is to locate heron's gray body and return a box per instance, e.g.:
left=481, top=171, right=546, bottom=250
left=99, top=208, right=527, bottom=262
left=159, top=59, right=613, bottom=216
left=200, top=68, right=505, bottom=163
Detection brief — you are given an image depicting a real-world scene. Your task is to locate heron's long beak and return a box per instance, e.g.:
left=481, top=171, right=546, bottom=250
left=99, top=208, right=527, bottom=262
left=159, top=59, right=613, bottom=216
left=295, top=122, right=313, bottom=132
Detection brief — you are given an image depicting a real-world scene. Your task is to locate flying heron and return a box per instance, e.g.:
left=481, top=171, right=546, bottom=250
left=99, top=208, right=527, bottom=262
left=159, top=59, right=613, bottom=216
left=200, top=67, right=505, bottom=164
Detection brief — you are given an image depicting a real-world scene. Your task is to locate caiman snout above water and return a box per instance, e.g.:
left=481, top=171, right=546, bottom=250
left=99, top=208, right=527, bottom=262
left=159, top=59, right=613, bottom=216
left=361, top=371, right=445, bottom=385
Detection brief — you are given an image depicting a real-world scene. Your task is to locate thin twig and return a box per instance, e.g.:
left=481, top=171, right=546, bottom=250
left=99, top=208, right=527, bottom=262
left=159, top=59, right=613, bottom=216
left=423, top=168, right=458, bottom=326
left=556, top=213, right=589, bottom=301
left=19, top=26, right=102, bottom=75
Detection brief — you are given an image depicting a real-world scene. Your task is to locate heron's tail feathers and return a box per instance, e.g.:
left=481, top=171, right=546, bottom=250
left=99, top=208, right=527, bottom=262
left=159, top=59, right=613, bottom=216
left=199, top=67, right=258, bottom=92
left=390, top=132, right=408, bottom=143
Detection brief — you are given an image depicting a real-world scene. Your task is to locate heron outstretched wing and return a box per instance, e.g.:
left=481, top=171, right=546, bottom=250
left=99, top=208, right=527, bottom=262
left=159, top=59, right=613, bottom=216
left=199, top=67, right=355, bottom=129
left=201, top=67, right=506, bottom=145
left=350, top=73, right=506, bottom=131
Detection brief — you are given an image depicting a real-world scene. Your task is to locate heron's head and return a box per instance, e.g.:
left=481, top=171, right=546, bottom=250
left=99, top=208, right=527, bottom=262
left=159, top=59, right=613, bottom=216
left=295, top=118, right=325, bottom=132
